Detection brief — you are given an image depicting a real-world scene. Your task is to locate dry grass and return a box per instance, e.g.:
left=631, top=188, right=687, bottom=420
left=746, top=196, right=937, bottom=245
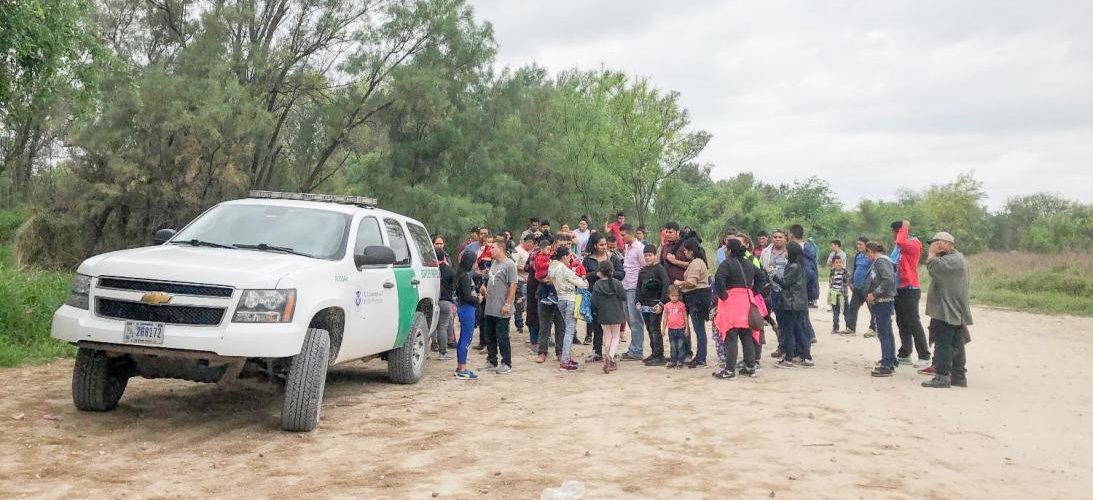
left=966, top=252, right=1093, bottom=316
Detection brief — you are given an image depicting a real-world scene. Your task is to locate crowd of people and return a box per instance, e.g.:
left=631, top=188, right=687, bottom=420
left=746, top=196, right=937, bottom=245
left=430, top=214, right=972, bottom=388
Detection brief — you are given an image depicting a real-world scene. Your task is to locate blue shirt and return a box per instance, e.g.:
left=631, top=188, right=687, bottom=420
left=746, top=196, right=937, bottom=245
left=803, top=240, right=819, bottom=282
left=852, top=252, right=870, bottom=289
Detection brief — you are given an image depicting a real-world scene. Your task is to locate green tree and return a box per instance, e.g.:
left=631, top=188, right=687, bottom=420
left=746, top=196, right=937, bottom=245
left=1, top=0, right=102, bottom=203
left=604, top=75, right=710, bottom=228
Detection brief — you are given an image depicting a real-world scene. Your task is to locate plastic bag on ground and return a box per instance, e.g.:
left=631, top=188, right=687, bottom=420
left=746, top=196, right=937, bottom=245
left=540, top=480, right=585, bottom=500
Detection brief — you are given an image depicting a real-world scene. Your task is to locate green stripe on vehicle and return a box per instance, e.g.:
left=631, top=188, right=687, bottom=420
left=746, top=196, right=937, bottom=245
left=392, top=268, right=419, bottom=348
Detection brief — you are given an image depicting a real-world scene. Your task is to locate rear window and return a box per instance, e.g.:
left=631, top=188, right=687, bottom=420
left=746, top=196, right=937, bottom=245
left=407, top=223, right=438, bottom=267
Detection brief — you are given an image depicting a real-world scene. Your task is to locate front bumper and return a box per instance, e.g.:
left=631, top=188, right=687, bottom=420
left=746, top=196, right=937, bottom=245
left=51, top=304, right=307, bottom=358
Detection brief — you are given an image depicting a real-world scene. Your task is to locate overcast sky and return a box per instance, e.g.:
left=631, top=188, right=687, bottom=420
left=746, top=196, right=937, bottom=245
left=467, top=0, right=1093, bottom=209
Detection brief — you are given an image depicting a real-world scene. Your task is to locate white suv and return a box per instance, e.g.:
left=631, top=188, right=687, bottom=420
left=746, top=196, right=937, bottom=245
left=51, top=191, right=440, bottom=431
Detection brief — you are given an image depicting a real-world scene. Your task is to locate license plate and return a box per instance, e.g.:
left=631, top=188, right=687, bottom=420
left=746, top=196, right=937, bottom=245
left=124, top=321, right=165, bottom=346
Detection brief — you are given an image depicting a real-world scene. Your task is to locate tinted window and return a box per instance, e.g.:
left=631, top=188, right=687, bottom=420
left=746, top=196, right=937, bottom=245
left=354, top=217, right=383, bottom=255
left=384, top=218, right=412, bottom=266
left=407, top=223, right=438, bottom=267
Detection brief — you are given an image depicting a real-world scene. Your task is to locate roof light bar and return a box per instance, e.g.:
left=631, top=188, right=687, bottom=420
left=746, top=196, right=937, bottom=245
left=248, top=190, right=377, bottom=208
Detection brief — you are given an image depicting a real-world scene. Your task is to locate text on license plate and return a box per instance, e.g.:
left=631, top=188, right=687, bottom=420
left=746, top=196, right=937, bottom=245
left=124, top=321, right=165, bottom=345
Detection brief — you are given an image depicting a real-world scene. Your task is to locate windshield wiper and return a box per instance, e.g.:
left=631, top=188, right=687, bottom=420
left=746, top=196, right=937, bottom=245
left=233, top=243, right=314, bottom=258
left=173, top=239, right=235, bottom=249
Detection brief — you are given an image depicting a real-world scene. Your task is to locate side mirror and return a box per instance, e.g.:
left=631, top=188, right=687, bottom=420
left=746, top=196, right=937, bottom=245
left=355, top=245, right=397, bottom=267
left=154, top=228, right=177, bottom=245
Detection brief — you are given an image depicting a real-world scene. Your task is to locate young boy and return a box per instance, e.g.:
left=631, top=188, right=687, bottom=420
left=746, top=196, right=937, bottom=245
left=637, top=244, right=670, bottom=366
left=661, top=285, right=689, bottom=368
left=829, top=255, right=851, bottom=334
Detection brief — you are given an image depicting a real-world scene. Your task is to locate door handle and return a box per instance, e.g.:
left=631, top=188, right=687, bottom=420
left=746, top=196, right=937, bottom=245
left=383, top=282, right=395, bottom=289
left=410, top=279, right=420, bottom=286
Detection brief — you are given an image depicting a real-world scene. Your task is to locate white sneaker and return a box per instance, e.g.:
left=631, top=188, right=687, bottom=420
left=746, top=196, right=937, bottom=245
left=495, top=364, right=512, bottom=374
left=913, top=359, right=931, bottom=369
left=480, top=362, right=497, bottom=371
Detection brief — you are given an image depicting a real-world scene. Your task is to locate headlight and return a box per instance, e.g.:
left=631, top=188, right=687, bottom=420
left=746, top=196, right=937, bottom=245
left=233, top=289, right=296, bottom=323
left=65, top=274, right=92, bottom=310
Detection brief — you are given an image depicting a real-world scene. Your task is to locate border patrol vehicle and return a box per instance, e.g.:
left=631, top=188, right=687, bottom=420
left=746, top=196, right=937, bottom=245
left=51, top=191, right=440, bottom=431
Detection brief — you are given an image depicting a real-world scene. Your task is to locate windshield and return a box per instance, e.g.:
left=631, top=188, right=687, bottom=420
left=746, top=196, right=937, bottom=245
left=173, top=204, right=352, bottom=260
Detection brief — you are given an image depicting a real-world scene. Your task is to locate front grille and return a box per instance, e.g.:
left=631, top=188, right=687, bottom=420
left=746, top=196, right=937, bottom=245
left=97, top=278, right=234, bottom=298
left=96, top=298, right=226, bottom=326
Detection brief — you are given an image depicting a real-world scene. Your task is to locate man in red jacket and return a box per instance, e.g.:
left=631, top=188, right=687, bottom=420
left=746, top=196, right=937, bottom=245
left=605, top=212, right=625, bottom=246
left=891, top=219, right=931, bottom=368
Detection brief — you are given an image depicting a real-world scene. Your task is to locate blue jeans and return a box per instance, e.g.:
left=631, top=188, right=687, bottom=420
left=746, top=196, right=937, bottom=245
left=668, top=328, right=687, bottom=363
left=624, top=289, right=646, bottom=358
left=874, top=301, right=896, bottom=368
left=558, top=299, right=577, bottom=363
left=456, top=304, right=477, bottom=365
left=776, top=309, right=811, bottom=361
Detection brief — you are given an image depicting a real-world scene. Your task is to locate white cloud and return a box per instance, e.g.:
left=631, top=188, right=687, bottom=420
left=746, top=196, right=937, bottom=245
left=468, top=0, right=1093, bottom=209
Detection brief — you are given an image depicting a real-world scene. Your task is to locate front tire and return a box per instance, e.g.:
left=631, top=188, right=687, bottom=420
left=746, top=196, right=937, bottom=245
left=281, top=328, right=331, bottom=432
left=72, top=347, right=132, bottom=412
left=387, top=311, right=428, bottom=384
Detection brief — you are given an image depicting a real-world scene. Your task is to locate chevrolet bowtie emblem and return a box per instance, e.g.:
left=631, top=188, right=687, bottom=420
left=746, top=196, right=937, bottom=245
left=141, top=291, right=173, bottom=305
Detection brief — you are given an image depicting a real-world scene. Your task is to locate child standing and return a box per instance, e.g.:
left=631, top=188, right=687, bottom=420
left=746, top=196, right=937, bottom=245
left=637, top=244, right=670, bottom=366
left=591, top=261, right=627, bottom=373
left=661, top=286, right=690, bottom=368
left=829, top=255, right=851, bottom=334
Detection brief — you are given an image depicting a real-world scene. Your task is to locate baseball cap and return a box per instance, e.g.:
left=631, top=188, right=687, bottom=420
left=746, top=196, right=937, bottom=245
left=929, top=232, right=955, bottom=244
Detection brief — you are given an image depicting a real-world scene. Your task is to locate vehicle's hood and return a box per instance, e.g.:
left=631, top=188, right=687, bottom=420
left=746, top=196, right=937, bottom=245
left=79, top=245, right=323, bottom=289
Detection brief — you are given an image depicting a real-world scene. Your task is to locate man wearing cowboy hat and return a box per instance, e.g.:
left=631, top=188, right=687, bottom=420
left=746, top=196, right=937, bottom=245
left=922, top=231, right=973, bottom=388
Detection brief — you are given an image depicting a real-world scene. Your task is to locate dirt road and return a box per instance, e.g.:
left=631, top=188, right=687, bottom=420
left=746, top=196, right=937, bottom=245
left=2, top=305, right=1092, bottom=499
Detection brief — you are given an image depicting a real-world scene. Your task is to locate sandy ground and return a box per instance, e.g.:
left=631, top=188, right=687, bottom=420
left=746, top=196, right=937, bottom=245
left=2, top=304, right=1092, bottom=500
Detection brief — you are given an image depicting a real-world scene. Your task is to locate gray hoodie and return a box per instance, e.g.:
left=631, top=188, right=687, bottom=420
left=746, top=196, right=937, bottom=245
left=862, top=255, right=896, bottom=301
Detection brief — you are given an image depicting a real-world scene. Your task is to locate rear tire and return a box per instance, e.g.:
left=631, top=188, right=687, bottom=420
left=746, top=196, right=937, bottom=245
left=72, top=347, right=131, bottom=412
left=387, top=311, right=428, bottom=384
left=281, top=328, right=331, bottom=432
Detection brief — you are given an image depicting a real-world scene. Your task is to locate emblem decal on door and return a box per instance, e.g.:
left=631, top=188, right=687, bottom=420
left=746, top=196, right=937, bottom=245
left=354, top=290, right=362, bottom=308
